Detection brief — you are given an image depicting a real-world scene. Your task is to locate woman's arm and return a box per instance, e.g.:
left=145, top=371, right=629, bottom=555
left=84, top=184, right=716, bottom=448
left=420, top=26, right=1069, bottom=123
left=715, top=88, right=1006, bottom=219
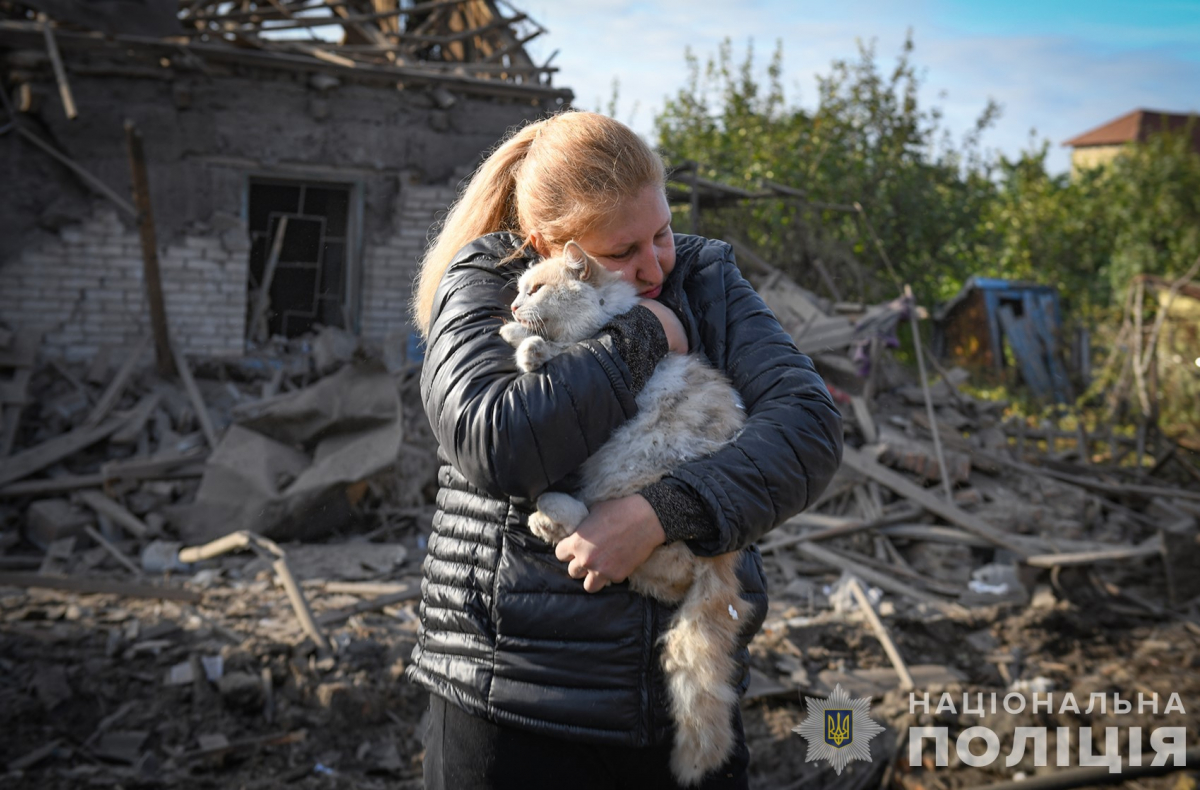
left=422, top=240, right=674, bottom=501
left=651, top=240, right=844, bottom=555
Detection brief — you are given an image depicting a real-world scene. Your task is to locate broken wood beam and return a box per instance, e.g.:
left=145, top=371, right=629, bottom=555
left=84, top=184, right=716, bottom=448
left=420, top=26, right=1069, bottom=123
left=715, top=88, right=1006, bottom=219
left=847, top=577, right=914, bottom=690
left=12, top=125, right=136, bottom=216
left=315, top=584, right=419, bottom=626
left=125, top=120, right=175, bottom=379
left=793, top=541, right=969, bottom=617
left=84, top=335, right=150, bottom=428
left=841, top=445, right=1036, bottom=557
left=77, top=490, right=151, bottom=540
left=249, top=215, right=289, bottom=344
left=39, top=14, right=77, bottom=120
left=0, top=571, right=200, bottom=601
left=981, top=450, right=1200, bottom=503
left=177, top=532, right=330, bottom=652
left=171, top=345, right=218, bottom=449
left=757, top=503, right=924, bottom=554
left=1023, top=536, right=1163, bottom=569
left=906, top=284, right=953, bottom=502
left=109, top=391, right=163, bottom=444
left=83, top=524, right=142, bottom=575
left=0, top=416, right=127, bottom=487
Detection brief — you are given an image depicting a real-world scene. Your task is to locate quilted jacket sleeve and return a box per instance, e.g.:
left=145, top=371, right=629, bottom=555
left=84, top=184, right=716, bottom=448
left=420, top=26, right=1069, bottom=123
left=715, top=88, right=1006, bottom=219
left=661, top=238, right=844, bottom=555
left=421, top=237, right=660, bottom=502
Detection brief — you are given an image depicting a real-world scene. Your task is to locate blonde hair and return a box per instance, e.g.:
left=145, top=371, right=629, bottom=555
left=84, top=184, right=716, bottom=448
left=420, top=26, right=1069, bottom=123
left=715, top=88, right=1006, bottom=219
left=411, top=111, right=666, bottom=336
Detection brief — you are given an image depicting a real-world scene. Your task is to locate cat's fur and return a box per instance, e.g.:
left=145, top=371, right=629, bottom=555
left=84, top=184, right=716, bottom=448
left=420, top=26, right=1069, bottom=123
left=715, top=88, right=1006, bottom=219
left=500, top=241, right=750, bottom=786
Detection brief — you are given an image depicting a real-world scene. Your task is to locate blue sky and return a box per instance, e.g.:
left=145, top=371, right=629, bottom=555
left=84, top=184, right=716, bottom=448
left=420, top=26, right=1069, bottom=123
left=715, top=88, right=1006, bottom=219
left=516, top=0, right=1200, bottom=174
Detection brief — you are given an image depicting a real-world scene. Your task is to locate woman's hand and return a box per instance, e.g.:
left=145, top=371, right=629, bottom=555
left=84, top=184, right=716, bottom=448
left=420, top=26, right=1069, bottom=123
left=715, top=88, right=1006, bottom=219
left=637, top=299, right=688, bottom=354
left=555, top=495, right=666, bottom=593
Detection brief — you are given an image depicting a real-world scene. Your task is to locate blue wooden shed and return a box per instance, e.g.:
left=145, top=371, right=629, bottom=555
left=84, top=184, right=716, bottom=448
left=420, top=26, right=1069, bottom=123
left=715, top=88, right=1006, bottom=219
left=934, top=277, right=1071, bottom=402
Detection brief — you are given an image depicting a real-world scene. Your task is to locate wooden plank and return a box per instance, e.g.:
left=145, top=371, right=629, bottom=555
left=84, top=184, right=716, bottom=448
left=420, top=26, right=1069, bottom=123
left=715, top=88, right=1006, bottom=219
left=0, top=416, right=127, bottom=487
left=83, top=525, right=142, bottom=575
left=847, top=577, right=914, bottom=690
left=793, top=318, right=856, bottom=355
left=758, top=503, right=924, bottom=554
left=792, top=541, right=968, bottom=617
left=981, top=449, right=1200, bottom=503
left=906, top=284, right=953, bottom=503
left=125, top=122, right=175, bottom=378
left=840, top=445, right=1036, bottom=557
left=315, top=585, right=420, bottom=626
left=39, top=14, right=77, bottom=120
left=997, top=304, right=1054, bottom=400
left=1023, top=536, right=1162, bottom=568
left=110, top=391, right=163, bottom=444
left=850, top=395, right=877, bottom=443
left=84, top=335, right=150, bottom=427
left=0, top=455, right=203, bottom=498
left=171, top=345, right=218, bottom=449
left=249, top=216, right=290, bottom=344
left=13, top=125, right=136, bottom=217
left=0, top=571, right=200, bottom=602
left=101, top=452, right=206, bottom=480
left=76, top=490, right=151, bottom=540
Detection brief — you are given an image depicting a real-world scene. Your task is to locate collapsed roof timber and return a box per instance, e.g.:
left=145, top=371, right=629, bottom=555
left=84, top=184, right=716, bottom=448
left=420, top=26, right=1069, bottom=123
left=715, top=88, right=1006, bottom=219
left=1, top=0, right=570, bottom=98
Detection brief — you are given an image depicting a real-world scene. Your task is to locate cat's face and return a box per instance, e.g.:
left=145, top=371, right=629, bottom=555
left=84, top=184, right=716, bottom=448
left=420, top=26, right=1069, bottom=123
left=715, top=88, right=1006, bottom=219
left=510, top=242, right=629, bottom=341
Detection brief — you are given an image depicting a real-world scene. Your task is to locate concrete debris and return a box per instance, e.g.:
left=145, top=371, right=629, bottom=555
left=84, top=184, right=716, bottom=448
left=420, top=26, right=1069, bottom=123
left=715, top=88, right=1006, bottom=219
left=173, top=361, right=404, bottom=544
left=0, top=236, right=1196, bottom=790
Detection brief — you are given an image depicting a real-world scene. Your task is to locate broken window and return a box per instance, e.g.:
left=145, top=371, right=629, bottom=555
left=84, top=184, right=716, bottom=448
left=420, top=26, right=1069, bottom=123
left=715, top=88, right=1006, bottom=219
left=246, top=179, right=354, bottom=340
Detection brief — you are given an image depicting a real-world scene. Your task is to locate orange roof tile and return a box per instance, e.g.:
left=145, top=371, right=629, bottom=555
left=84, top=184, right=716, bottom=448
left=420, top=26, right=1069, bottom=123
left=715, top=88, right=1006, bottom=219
left=1063, top=109, right=1200, bottom=149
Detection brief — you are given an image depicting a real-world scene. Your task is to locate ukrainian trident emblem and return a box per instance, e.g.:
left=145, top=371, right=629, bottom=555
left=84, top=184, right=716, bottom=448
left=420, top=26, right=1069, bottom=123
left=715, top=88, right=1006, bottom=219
left=825, top=709, right=853, bottom=747
left=794, top=684, right=885, bottom=774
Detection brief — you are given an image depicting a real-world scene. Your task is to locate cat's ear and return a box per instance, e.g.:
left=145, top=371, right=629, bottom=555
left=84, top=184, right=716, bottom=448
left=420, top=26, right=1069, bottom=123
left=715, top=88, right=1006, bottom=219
left=563, top=240, right=592, bottom=281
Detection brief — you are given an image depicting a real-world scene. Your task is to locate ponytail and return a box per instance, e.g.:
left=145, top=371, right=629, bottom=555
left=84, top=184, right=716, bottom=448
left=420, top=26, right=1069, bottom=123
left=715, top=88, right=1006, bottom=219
left=411, top=122, right=541, bottom=335
left=411, top=111, right=665, bottom=336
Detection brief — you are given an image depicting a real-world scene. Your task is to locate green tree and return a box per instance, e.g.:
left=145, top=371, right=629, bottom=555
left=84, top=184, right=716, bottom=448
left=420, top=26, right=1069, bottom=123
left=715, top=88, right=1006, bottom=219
left=654, top=35, right=1000, bottom=305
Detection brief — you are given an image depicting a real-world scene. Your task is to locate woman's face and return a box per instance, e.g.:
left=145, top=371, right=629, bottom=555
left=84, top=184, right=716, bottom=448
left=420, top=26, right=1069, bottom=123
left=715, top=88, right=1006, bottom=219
left=540, top=184, right=676, bottom=300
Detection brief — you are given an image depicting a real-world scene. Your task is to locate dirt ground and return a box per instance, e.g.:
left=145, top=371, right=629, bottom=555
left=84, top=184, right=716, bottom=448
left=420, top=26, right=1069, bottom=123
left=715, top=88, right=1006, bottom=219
left=2, top=541, right=1196, bottom=789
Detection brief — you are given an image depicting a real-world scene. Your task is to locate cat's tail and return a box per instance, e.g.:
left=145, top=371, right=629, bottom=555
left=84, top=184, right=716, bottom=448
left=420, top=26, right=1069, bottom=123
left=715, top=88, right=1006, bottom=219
left=660, top=552, right=748, bottom=787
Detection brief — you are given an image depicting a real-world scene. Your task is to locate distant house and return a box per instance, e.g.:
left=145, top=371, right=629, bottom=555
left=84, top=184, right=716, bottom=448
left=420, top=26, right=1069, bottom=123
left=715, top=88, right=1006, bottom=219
left=1063, top=109, right=1200, bottom=175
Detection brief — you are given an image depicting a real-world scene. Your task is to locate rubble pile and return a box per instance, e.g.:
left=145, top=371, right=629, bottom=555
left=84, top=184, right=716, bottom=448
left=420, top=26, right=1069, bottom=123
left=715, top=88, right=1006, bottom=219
left=0, top=324, right=437, bottom=787
left=730, top=273, right=1200, bottom=789
left=1, top=270, right=1198, bottom=789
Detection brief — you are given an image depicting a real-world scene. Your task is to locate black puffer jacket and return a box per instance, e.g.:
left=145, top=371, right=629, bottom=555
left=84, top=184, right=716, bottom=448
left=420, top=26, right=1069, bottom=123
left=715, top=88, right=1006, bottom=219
left=406, top=232, right=843, bottom=747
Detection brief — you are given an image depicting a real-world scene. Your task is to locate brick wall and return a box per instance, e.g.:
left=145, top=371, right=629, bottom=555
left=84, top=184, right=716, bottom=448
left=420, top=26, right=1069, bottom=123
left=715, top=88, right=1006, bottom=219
left=359, top=183, right=458, bottom=352
left=0, top=185, right=460, bottom=363
left=0, top=204, right=248, bottom=361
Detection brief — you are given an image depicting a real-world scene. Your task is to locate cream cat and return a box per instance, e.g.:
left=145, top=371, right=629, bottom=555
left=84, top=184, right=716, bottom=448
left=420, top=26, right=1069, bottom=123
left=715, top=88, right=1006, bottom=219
left=500, top=241, right=750, bottom=786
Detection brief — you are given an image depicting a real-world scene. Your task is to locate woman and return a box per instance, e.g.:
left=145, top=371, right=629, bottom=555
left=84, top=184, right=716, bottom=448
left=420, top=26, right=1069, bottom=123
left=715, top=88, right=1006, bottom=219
left=408, top=111, right=843, bottom=789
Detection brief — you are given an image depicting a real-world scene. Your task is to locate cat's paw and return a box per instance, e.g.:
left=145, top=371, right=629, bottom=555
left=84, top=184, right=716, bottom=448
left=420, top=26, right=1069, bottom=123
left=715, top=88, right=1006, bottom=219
left=528, top=511, right=571, bottom=544
left=499, top=321, right=532, bottom=347
left=516, top=336, right=554, bottom=371
left=529, top=493, right=589, bottom=544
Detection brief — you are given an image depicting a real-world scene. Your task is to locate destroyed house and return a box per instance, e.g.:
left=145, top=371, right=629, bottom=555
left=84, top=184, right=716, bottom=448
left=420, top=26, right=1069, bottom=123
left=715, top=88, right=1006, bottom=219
left=0, top=0, right=570, bottom=362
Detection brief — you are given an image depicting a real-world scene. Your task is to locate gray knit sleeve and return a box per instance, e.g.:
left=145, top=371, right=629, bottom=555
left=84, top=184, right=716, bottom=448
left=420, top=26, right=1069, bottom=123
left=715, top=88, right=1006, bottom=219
left=601, top=305, right=670, bottom=394
left=641, top=479, right=720, bottom=545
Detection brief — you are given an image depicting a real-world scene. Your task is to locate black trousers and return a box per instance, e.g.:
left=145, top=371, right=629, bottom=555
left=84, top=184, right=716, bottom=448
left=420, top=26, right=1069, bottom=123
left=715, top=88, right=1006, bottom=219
left=423, top=694, right=750, bottom=790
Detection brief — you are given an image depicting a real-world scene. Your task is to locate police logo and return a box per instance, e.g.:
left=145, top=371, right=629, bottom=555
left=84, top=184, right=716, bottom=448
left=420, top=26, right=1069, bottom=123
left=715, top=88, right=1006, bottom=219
left=794, top=684, right=885, bottom=774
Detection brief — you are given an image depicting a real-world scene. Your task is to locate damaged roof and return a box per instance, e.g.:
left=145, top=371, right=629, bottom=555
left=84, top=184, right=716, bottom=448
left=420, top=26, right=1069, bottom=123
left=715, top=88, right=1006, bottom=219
left=0, top=0, right=572, bottom=101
